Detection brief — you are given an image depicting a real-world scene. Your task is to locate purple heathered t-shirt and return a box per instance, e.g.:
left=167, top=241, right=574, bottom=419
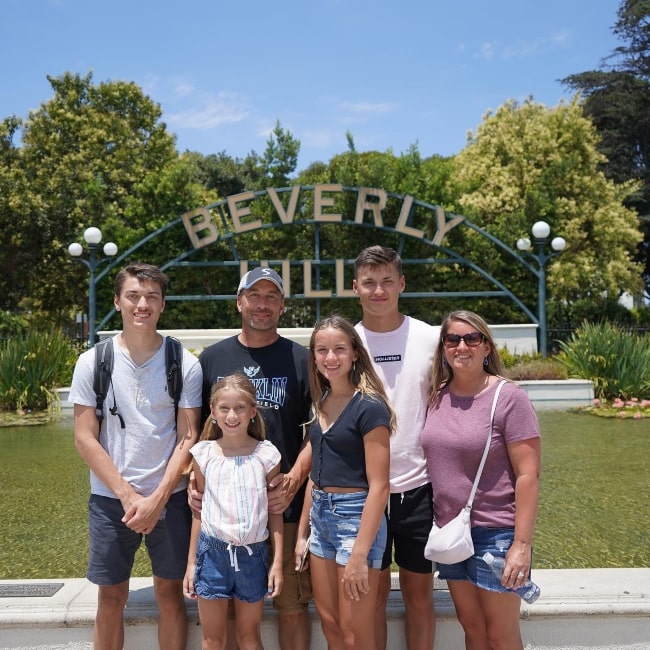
left=421, top=380, right=540, bottom=528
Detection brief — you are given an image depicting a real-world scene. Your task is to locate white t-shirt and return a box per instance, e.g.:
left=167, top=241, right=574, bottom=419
left=69, top=336, right=203, bottom=498
left=355, top=316, right=440, bottom=493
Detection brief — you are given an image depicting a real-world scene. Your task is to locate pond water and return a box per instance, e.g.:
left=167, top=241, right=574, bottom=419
left=0, top=411, right=648, bottom=578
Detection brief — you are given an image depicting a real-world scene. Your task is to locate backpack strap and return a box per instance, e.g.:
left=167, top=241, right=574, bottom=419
left=93, top=336, right=125, bottom=430
left=165, top=336, right=184, bottom=426
left=93, top=338, right=112, bottom=428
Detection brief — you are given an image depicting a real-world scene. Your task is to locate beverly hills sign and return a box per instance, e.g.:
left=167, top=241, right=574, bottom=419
left=179, top=184, right=465, bottom=298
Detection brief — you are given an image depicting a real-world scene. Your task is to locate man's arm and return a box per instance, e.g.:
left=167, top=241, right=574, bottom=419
left=73, top=403, right=139, bottom=509
left=268, top=438, right=312, bottom=515
left=122, top=406, right=201, bottom=532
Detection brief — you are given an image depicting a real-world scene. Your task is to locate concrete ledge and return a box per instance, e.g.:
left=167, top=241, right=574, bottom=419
left=2, top=569, right=649, bottom=649
left=518, top=378, right=594, bottom=408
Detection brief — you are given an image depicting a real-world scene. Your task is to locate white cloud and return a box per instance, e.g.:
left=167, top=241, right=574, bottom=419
left=166, top=91, right=250, bottom=129
left=476, top=28, right=573, bottom=62
left=339, top=101, right=395, bottom=114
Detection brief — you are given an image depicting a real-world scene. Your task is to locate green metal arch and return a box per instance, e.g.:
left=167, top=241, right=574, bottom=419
left=96, top=185, right=541, bottom=330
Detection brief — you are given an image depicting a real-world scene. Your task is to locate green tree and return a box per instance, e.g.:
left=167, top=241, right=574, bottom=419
left=0, top=71, right=179, bottom=326
left=182, top=150, right=265, bottom=198
left=562, top=0, right=650, bottom=300
left=449, top=97, right=643, bottom=325
left=262, top=120, right=300, bottom=187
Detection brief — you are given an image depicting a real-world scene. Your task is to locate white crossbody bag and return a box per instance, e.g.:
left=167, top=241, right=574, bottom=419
left=424, top=379, right=506, bottom=564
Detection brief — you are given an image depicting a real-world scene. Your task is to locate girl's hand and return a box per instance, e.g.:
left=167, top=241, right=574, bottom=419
left=342, top=553, right=369, bottom=601
left=294, top=536, right=310, bottom=573
left=183, top=565, right=197, bottom=600
left=267, top=563, right=284, bottom=599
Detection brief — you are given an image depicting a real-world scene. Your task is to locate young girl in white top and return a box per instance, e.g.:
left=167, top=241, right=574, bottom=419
left=183, top=373, right=283, bottom=650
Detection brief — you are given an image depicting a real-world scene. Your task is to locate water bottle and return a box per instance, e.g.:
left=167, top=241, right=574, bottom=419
left=482, top=552, right=540, bottom=604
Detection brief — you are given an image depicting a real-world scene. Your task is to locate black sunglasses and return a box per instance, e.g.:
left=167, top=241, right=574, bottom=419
left=442, top=332, right=485, bottom=348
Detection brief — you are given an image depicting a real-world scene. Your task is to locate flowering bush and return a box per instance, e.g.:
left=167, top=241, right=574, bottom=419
left=575, top=397, right=650, bottom=419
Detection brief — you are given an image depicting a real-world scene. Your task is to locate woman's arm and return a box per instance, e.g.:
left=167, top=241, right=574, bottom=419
left=503, top=437, right=541, bottom=588
left=342, top=425, right=390, bottom=602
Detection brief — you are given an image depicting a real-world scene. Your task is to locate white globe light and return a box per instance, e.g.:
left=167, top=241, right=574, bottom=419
left=531, top=221, right=551, bottom=239
left=551, top=236, right=566, bottom=252
left=103, top=242, right=118, bottom=256
left=68, top=242, right=83, bottom=257
left=516, top=237, right=531, bottom=251
left=83, top=226, right=102, bottom=245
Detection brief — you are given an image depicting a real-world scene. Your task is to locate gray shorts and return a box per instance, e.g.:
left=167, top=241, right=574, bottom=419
left=87, top=491, right=191, bottom=585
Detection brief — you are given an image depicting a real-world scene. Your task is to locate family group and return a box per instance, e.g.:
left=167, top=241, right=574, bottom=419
left=69, top=245, right=541, bottom=650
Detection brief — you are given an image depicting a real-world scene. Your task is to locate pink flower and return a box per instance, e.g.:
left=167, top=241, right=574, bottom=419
left=633, top=412, right=643, bottom=420
left=592, top=398, right=601, bottom=406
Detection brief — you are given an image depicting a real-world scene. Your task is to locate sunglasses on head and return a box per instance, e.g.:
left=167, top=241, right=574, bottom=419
left=442, top=332, right=485, bottom=348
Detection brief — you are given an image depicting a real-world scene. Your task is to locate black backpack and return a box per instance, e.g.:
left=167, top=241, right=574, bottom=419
left=93, top=336, right=183, bottom=429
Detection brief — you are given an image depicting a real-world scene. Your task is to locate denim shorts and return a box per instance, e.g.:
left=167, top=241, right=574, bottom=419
left=437, top=527, right=530, bottom=593
left=194, top=532, right=269, bottom=603
left=87, top=491, right=191, bottom=585
left=310, top=488, right=386, bottom=569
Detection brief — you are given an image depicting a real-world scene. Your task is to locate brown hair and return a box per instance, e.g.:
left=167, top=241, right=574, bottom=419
left=114, top=263, right=169, bottom=299
left=354, top=245, right=403, bottom=278
left=308, top=314, right=396, bottom=433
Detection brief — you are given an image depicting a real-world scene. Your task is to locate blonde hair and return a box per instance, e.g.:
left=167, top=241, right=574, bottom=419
left=430, top=310, right=506, bottom=406
left=200, top=372, right=266, bottom=442
left=308, top=314, right=396, bottom=434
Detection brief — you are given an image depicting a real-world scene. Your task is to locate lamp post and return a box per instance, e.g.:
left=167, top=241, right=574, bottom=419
left=68, top=227, right=118, bottom=347
left=516, top=221, right=566, bottom=357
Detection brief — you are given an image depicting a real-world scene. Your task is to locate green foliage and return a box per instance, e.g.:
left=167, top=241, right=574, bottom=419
left=504, top=358, right=568, bottom=381
left=556, top=321, right=650, bottom=399
left=450, top=97, right=644, bottom=325
left=0, top=311, right=28, bottom=338
left=562, top=0, right=650, bottom=301
left=0, top=331, right=79, bottom=412
left=0, top=71, right=178, bottom=326
left=498, top=346, right=567, bottom=380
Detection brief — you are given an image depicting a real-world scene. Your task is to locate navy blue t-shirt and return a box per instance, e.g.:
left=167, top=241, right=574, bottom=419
left=199, top=335, right=311, bottom=522
left=310, top=392, right=390, bottom=489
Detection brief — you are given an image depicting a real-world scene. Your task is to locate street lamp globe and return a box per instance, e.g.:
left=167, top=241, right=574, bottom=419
left=516, top=237, right=531, bottom=251
left=551, top=236, right=566, bottom=252
left=83, top=226, right=102, bottom=245
left=68, top=242, right=83, bottom=257
left=103, top=242, right=118, bottom=256
left=531, top=220, right=551, bottom=239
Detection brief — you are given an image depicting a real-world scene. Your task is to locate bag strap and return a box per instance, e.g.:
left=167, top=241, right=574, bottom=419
left=465, top=379, right=506, bottom=510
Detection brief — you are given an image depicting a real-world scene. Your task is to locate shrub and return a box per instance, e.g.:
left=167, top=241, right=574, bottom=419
left=0, top=330, right=79, bottom=412
left=504, top=358, right=568, bottom=381
left=556, top=321, right=650, bottom=400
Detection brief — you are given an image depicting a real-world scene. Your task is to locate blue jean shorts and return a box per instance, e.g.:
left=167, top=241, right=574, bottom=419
left=87, top=491, right=191, bottom=585
left=437, top=527, right=529, bottom=593
left=194, top=532, right=269, bottom=603
left=310, top=488, right=386, bottom=569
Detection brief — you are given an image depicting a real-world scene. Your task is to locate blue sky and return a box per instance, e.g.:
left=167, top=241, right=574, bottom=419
left=3, top=0, right=622, bottom=171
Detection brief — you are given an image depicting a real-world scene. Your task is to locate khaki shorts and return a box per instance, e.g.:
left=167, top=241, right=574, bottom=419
left=271, top=522, right=312, bottom=613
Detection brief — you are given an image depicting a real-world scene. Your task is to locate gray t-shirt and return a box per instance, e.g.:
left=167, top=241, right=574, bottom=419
left=69, top=336, right=203, bottom=498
